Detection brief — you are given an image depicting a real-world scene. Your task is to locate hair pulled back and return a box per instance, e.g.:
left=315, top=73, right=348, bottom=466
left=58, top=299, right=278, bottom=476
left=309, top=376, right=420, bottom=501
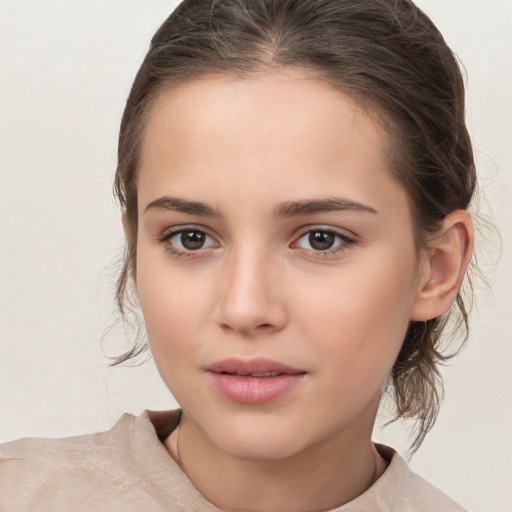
left=113, top=0, right=476, bottom=452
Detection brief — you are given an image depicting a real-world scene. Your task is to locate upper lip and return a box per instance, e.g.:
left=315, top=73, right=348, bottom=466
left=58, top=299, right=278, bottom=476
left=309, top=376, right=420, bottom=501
left=207, top=357, right=305, bottom=375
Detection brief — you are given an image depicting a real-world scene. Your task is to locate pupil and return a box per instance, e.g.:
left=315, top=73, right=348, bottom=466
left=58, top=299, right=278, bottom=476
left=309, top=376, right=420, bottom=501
left=181, top=231, right=205, bottom=250
left=309, top=231, right=335, bottom=250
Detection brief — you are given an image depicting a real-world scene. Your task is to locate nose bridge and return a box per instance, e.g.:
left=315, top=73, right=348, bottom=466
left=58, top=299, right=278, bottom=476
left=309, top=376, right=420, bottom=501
left=215, top=241, right=287, bottom=335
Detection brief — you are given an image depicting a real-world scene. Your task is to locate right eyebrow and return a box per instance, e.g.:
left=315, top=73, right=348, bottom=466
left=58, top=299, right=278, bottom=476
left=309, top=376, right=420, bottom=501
left=144, top=196, right=222, bottom=217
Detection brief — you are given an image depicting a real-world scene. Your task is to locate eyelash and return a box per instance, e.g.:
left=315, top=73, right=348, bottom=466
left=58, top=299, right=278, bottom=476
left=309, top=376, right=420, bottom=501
left=293, top=227, right=355, bottom=258
left=157, top=225, right=215, bottom=259
left=157, top=226, right=356, bottom=259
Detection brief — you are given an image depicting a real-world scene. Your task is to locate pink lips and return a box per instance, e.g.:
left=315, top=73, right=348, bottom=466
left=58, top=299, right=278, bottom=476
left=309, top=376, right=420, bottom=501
left=206, top=357, right=306, bottom=404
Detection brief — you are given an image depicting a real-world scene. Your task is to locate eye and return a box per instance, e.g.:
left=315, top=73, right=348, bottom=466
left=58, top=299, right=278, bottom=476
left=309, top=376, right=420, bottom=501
left=160, top=227, right=217, bottom=254
left=294, top=228, right=354, bottom=253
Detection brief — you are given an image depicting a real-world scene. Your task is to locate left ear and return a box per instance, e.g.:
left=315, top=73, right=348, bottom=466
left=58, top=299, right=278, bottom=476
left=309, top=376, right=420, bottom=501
left=410, top=210, right=474, bottom=321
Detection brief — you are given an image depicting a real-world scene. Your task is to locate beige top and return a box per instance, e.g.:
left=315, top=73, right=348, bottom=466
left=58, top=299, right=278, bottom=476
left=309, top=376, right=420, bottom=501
left=0, top=409, right=466, bottom=511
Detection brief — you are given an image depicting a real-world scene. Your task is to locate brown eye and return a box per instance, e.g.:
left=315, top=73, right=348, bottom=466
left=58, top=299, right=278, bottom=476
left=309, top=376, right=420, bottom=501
left=180, top=230, right=206, bottom=250
left=294, top=228, right=353, bottom=254
left=308, top=231, right=336, bottom=250
left=165, top=228, right=216, bottom=252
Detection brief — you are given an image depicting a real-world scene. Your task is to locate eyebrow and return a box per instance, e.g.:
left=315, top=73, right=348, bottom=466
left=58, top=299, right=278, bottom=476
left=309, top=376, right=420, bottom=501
left=144, top=195, right=378, bottom=217
left=144, top=196, right=221, bottom=216
left=274, top=197, right=378, bottom=217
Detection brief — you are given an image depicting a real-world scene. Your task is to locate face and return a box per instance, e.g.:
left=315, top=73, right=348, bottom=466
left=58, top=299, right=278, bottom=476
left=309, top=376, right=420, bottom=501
left=133, top=69, right=425, bottom=460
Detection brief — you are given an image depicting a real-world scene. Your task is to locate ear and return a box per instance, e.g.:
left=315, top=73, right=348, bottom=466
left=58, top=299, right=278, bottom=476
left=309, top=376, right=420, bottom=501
left=410, top=210, right=474, bottom=321
left=122, top=213, right=137, bottom=286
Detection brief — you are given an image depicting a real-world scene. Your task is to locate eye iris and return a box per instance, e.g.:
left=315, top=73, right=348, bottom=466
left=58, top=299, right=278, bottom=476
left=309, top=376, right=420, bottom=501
left=309, top=231, right=335, bottom=250
left=181, top=231, right=205, bottom=250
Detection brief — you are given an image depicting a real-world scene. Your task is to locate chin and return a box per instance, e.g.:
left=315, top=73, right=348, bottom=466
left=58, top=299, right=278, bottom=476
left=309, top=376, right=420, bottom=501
left=205, top=413, right=314, bottom=461
left=219, top=433, right=305, bottom=461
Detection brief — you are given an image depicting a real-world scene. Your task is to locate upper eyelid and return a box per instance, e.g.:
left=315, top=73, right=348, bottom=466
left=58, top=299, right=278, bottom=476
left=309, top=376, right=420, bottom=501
left=159, top=224, right=354, bottom=235
left=295, top=225, right=357, bottom=241
left=293, top=229, right=355, bottom=247
left=159, top=224, right=214, bottom=239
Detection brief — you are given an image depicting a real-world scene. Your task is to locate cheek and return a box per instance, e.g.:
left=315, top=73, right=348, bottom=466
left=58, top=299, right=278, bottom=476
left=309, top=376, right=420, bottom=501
left=135, top=262, right=210, bottom=406
left=298, top=252, right=417, bottom=390
left=135, top=248, right=208, bottom=360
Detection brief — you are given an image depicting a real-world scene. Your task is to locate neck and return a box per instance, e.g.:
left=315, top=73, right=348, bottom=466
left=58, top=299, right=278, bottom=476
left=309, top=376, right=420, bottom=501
left=165, top=405, right=387, bottom=512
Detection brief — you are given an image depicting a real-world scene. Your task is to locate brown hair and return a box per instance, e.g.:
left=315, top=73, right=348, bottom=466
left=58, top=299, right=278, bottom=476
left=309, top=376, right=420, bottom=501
left=112, top=0, right=476, bottom=452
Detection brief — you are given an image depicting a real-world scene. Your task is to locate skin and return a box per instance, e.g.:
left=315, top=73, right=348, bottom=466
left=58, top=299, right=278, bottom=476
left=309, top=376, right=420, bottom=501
left=128, top=69, right=473, bottom=512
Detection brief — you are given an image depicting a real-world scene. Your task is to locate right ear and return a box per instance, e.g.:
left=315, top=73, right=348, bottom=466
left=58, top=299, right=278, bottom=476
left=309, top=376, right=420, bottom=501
left=122, top=213, right=137, bottom=285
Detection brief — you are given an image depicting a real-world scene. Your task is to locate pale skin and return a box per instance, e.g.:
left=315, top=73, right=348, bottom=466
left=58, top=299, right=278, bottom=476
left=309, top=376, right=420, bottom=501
left=124, top=68, right=473, bottom=512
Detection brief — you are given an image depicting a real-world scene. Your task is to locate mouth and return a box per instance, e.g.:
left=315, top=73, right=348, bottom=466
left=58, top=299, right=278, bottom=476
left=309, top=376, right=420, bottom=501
left=207, top=357, right=305, bottom=376
left=206, top=358, right=307, bottom=404
left=218, top=371, right=285, bottom=378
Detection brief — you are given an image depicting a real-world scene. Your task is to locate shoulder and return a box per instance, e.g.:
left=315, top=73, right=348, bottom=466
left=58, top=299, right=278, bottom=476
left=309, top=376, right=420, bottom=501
left=356, top=445, right=467, bottom=512
left=1, top=413, right=128, bottom=460
left=0, top=410, right=188, bottom=512
left=0, top=413, right=135, bottom=511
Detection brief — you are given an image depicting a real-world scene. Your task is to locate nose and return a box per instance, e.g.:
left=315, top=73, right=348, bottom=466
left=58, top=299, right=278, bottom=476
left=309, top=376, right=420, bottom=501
left=213, top=249, right=288, bottom=337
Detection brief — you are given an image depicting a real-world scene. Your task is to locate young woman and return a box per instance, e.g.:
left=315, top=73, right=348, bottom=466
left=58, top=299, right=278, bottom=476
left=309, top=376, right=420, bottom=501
left=0, top=0, right=479, bottom=510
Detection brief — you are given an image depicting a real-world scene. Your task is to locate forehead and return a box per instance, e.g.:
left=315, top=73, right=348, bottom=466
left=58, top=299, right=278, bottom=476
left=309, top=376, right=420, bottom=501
left=137, top=69, right=407, bottom=219
left=141, top=69, right=387, bottom=160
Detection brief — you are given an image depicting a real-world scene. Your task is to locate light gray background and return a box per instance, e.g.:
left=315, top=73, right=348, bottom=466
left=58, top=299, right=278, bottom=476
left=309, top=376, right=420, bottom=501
left=0, top=1, right=510, bottom=510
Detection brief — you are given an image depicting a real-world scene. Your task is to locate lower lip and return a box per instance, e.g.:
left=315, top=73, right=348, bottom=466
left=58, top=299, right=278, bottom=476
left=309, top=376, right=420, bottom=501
left=207, top=372, right=306, bottom=404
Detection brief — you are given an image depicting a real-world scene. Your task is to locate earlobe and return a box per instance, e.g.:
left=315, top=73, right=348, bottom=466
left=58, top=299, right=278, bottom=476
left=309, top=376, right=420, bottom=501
left=410, top=210, right=474, bottom=321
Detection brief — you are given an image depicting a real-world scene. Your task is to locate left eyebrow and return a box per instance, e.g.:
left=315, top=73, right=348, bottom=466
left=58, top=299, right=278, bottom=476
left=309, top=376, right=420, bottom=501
left=274, top=197, right=378, bottom=217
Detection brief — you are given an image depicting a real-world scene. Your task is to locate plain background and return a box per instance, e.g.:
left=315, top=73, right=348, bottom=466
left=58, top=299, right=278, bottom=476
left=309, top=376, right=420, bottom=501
left=0, top=1, right=510, bottom=510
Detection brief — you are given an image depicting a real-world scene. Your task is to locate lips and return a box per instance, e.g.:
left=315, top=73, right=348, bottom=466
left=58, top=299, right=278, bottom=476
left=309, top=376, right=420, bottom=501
left=208, top=357, right=303, bottom=376
left=206, top=358, right=306, bottom=404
